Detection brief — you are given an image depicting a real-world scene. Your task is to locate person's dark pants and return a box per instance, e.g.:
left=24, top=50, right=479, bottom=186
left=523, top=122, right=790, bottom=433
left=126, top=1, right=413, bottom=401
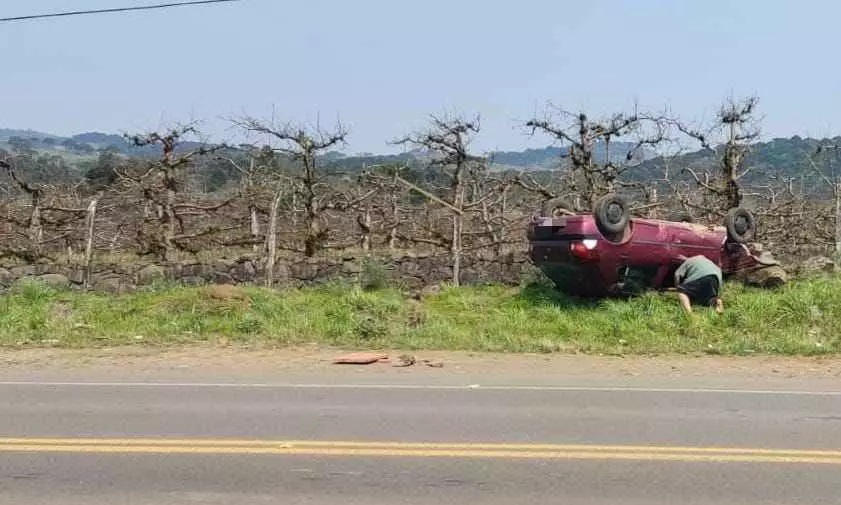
left=677, top=275, right=720, bottom=306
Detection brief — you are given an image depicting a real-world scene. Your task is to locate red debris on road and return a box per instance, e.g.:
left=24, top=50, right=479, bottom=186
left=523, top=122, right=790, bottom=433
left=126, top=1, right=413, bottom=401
left=332, top=352, right=389, bottom=365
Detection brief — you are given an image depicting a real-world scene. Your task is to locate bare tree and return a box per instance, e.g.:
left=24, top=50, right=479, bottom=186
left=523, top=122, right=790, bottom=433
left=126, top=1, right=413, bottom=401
left=395, top=114, right=506, bottom=285
left=339, top=175, right=378, bottom=252
left=217, top=145, right=277, bottom=251
left=0, top=156, right=94, bottom=262
left=265, top=188, right=283, bottom=287
left=82, top=196, right=99, bottom=288
left=1, top=158, right=44, bottom=259
left=468, top=155, right=515, bottom=257
left=511, top=171, right=577, bottom=216
left=674, top=96, right=761, bottom=213
left=115, top=125, right=230, bottom=260
left=526, top=104, right=669, bottom=210
left=809, top=143, right=841, bottom=257
left=233, top=117, right=349, bottom=257
left=361, top=163, right=414, bottom=250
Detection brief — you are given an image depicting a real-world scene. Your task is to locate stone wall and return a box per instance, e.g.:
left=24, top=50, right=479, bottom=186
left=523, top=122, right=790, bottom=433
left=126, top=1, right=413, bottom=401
left=0, top=253, right=532, bottom=294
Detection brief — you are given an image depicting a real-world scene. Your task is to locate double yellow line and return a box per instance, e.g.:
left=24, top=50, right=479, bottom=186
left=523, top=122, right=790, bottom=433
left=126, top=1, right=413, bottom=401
left=1, top=438, right=840, bottom=464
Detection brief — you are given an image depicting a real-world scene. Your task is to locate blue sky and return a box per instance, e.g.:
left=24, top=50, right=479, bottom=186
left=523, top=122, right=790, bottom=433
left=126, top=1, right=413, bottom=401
left=1, top=0, right=839, bottom=154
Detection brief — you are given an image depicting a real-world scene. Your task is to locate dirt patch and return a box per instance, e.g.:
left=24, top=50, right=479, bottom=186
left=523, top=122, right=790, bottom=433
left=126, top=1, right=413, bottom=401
left=1, top=345, right=841, bottom=389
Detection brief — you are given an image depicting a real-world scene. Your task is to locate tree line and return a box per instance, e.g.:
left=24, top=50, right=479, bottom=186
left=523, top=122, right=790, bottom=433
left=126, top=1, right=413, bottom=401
left=2, top=96, right=840, bottom=287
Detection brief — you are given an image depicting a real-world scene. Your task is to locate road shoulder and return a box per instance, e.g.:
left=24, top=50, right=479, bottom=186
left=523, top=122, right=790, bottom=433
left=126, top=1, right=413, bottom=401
left=1, top=345, right=840, bottom=392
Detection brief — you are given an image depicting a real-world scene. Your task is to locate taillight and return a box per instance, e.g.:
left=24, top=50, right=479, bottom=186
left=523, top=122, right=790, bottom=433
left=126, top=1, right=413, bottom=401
left=570, top=239, right=599, bottom=261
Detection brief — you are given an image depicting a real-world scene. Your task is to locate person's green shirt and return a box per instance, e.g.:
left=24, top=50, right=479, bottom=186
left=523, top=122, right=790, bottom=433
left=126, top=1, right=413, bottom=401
left=674, top=255, right=722, bottom=286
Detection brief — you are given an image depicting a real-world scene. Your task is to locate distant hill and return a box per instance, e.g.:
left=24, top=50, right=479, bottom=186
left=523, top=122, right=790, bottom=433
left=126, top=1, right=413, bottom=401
left=635, top=135, right=841, bottom=186
left=0, top=128, right=61, bottom=142
left=2, top=126, right=840, bottom=191
left=0, top=129, right=211, bottom=159
left=70, top=132, right=128, bottom=147
left=486, top=142, right=657, bottom=170
left=321, top=142, right=656, bottom=172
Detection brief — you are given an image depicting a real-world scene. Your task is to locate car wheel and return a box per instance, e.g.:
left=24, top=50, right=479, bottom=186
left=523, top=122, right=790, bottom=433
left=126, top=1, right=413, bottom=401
left=540, top=196, right=574, bottom=216
left=726, top=207, right=755, bottom=243
left=593, top=193, right=630, bottom=238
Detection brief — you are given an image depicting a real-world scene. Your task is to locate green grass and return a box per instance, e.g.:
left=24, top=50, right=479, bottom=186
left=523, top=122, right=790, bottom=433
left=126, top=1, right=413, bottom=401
left=2, top=275, right=841, bottom=355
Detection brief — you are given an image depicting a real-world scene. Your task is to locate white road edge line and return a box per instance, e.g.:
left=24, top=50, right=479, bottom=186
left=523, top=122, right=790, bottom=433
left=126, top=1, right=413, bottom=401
left=0, top=381, right=839, bottom=396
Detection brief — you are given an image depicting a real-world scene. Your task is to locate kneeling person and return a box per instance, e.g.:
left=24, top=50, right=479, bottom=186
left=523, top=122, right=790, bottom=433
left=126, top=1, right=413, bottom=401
left=674, top=255, right=724, bottom=314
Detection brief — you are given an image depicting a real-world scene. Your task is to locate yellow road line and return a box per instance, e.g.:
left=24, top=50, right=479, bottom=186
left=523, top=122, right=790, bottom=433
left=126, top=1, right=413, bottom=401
left=1, top=438, right=841, bottom=457
left=1, top=438, right=841, bottom=464
left=1, top=445, right=841, bottom=464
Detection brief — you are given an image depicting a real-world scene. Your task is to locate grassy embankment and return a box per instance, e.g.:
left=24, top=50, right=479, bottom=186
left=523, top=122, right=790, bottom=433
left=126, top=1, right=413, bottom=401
left=1, top=269, right=840, bottom=356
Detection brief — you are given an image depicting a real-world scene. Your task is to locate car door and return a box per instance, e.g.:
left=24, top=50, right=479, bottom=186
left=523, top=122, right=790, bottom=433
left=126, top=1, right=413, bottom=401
left=668, top=222, right=724, bottom=263
left=612, top=220, right=671, bottom=291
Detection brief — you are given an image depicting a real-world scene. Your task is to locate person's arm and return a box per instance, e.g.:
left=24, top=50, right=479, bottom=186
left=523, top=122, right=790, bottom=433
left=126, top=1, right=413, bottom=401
left=674, top=258, right=692, bottom=314
left=674, top=261, right=687, bottom=287
left=677, top=292, right=693, bottom=314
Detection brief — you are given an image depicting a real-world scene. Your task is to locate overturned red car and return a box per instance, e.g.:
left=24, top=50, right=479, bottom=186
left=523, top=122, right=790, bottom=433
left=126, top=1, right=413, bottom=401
left=527, top=194, right=786, bottom=298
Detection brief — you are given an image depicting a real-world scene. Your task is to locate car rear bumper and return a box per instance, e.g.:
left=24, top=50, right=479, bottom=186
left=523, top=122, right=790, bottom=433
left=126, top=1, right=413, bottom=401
left=529, top=241, right=610, bottom=297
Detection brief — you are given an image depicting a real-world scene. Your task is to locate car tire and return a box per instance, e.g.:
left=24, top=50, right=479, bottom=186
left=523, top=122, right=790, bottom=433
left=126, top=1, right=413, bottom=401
left=726, top=207, right=755, bottom=243
left=593, top=193, right=630, bottom=238
left=540, top=196, right=574, bottom=217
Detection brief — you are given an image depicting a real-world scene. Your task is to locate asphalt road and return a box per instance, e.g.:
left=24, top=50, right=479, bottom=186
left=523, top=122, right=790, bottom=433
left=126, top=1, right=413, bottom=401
left=2, top=380, right=841, bottom=504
